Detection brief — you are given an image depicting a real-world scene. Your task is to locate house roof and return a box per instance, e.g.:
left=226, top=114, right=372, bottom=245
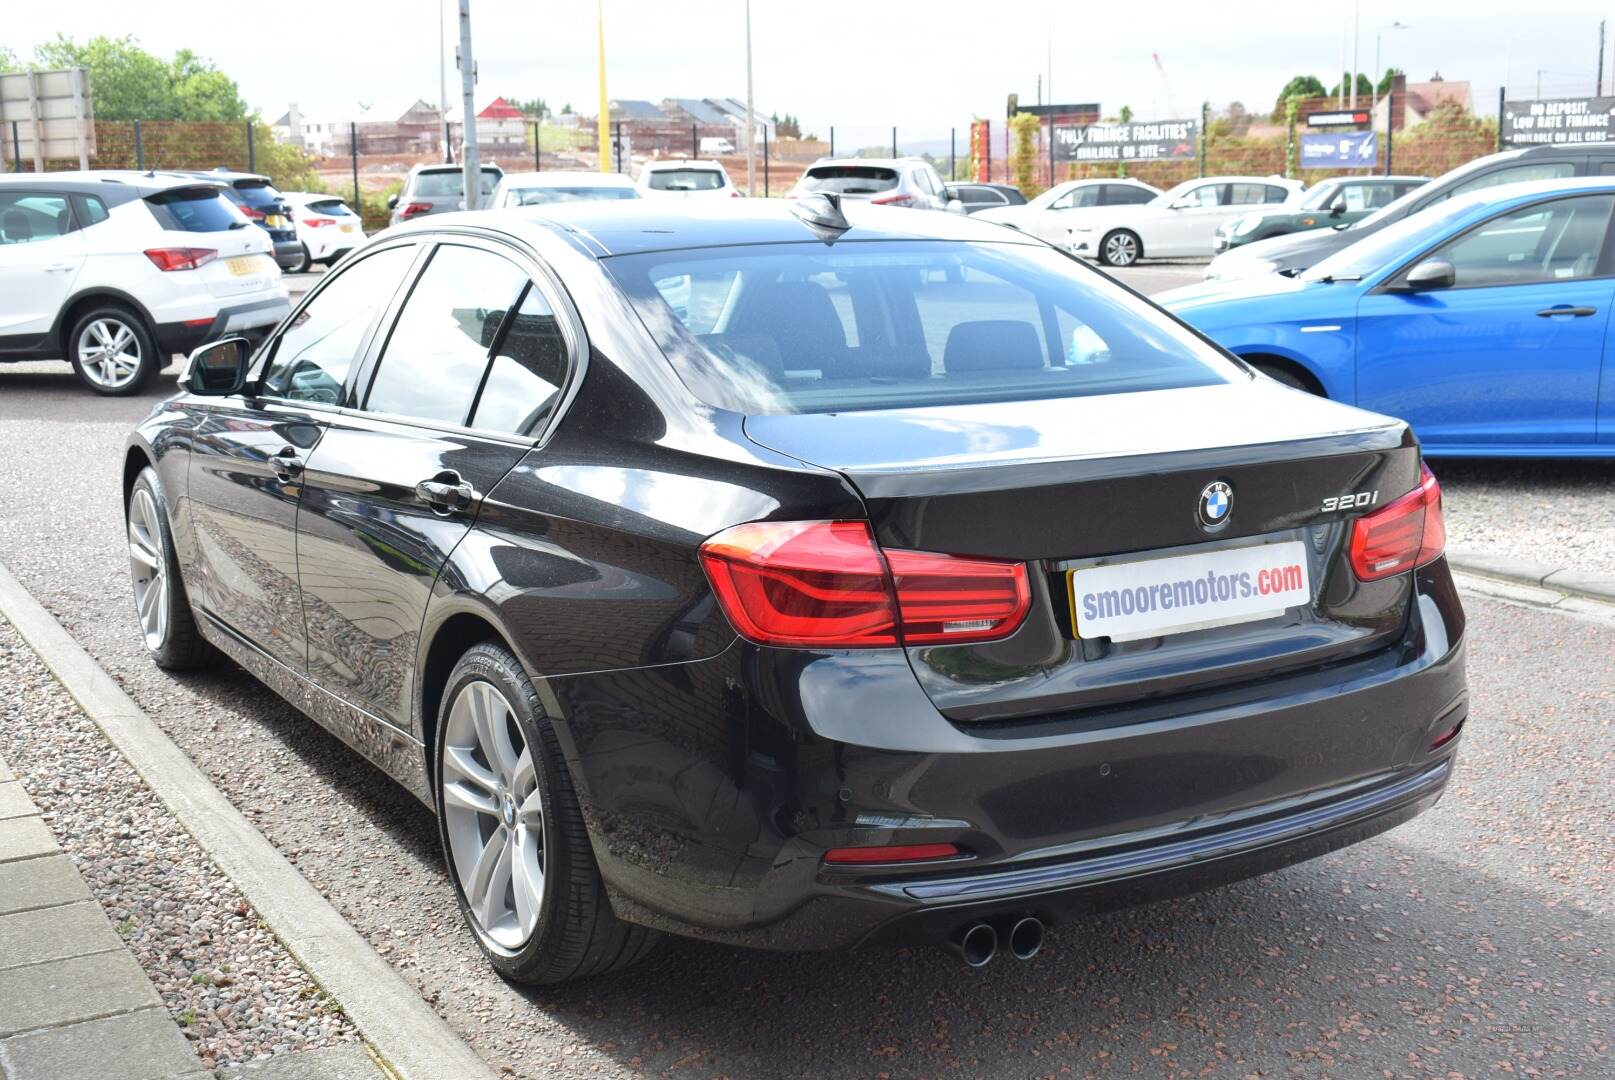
left=479, top=96, right=526, bottom=120
left=1404, top=79, right=1472, bottom=115
left=610, top=99, right=665, bottom=120
left=664, top=98, right=729, bottom=125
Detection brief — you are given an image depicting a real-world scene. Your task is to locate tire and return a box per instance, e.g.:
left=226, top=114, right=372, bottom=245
left=436, top=643, right=659, bottom=984
left=126, top=467, right=211, bottom=670
left=1098, top=229, right=1142, bottom=267
left=291, top=242, right=313, bottom=274
left=68, top=306, right=161, bottom=396
left=1251, top=360, right=1322, bottom=395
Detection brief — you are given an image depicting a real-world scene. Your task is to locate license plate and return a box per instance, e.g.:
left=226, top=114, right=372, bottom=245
left=226, top=255, right=262, bottom=277
left=340, top=224, right=356, bottom=233
left=264, top=214, right=286, bottom=228
left=1069, top=540, right=1311, bottom=642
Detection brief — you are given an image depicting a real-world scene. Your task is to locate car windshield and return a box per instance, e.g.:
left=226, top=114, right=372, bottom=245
left=605, top=240, right=1237, bottom=415
left=508, top=185, right=639, bottom=205
left=1298, top=182, right=1345, bottom=211
left=798, top=166, right=899, bottom=195
left=305, top=199, right=356, bottom=217
left=414, top=169, right=500, bottom=197
left=646, top=168, right=726, bottom=191
left=1301, top=198, right=1482, bottom=282
left=234, top=181, right=284, bottom=209
left=145, top=187, right=247, bottom=232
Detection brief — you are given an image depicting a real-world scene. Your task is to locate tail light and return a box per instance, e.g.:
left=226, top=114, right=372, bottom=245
left=143, top=247, right=217, bottom=271
left=238, top=205, right=265, bottom=220
left=1348, top=464, right=1446, bottom=581
left=399, top=202, right=434, bottom=219
left=301, top=216, right=337, bottom=228
left=698, top=520, right=1030, bottom=648
left=871, top=193, right=914, bottom=206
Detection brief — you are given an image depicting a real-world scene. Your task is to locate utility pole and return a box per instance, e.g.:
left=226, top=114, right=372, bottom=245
left=1599, top=19, right=1607, bottom=96
left=439, top=0, right=451, bottom=162
left=457, top=0, right=480, bottom=210
left=1349, top=0, right=1360, bottom=109
left=745, top=0, right=756, bottom=197
left=596, top=0, right=610, bottom=174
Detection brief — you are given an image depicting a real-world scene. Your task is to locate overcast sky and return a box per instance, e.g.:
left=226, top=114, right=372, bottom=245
left=9, top=0, right=1609, bottom=145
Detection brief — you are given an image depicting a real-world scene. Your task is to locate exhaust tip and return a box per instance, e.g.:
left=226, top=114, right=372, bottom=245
left=954, top=922, right=997, bottom=968
left=1007, top=916, right=1044, bottom=960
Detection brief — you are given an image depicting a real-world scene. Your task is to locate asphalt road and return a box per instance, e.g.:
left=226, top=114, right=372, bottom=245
left=0, top=268, right=1610, bottom=1079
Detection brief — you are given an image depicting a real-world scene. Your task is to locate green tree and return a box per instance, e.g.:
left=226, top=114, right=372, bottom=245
left=1376, top=67, right=1401, bottom=95
left=1272, top=74, right=1326, bottom=120
left=504, top=96, right=548, bottom=118
left=1008, top=111, right=1040, bottom=197
left=169, top=49, right=246, bottom=120
left=31, top=35, right=245, bottom=121
left=0, top=46, right=18, bottom=72
left=1328, top=72, right=1375, bottom=99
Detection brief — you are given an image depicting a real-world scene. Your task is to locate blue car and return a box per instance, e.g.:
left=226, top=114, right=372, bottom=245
left=1159, top=178, right=1615, bottom=457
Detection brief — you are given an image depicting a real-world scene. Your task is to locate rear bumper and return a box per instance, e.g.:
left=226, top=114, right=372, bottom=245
left=270, top=239, right=304, bottom=270
left=549, top=561, right=1467, bottom=951
left=155, top=297, right=290, bottom=355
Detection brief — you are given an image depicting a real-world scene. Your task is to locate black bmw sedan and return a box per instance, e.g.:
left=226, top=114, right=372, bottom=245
left=122, top=197, right=1467, bottom=983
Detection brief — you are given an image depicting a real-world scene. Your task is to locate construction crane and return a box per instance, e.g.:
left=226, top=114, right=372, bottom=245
left=1152, top=53, right=1186, bottom=120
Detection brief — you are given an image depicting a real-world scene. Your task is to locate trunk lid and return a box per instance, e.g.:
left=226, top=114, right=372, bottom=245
left=744, top=381, right=1422, bottom=722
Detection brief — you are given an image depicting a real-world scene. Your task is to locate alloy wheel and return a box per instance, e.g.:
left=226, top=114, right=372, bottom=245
left=78, top=318, right=144, bottom=390
left=1104, top=232, right=1139, bottom=267
left=127, top=488, right=168, bottom=651
left=441, top=679, right=545, bottom=951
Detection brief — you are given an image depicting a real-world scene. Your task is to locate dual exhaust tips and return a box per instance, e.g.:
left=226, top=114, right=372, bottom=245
left=951, top=915, right=1044, bottom=968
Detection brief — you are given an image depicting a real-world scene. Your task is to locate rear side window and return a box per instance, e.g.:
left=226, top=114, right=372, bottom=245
left=0, top=192, right=72, bottom=243
left=145, top=187, right=244, bottom=232
left=797, top=166, right=898, bottom=195
left=72, top=194, right=110, bottom=227
left=470, top=285, right=570, bottom=437
left=1103, top=185, right=1154, bottom=205
left=1227, top=184, right=1274, bottom=205
left=646, top=168, right=726, bottom=192
left=606, top=241, right=1235, bottom=415
left=364, top=245, right=529, bottom=426
left=262, top=246, right=415, bottom=404
left=412, top=169, right=500, bottom=197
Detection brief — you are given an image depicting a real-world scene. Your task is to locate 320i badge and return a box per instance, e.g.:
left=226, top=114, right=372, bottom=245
left=122, top=196, right=1467, bottom=982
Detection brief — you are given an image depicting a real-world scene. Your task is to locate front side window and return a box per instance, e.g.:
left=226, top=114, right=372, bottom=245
left=261, top=246, right=415, bottom=404
left=1184, top=184, right=1224, bottom=207
left=606, top=241, right=1237, bottom=415
left=1430, top=194, right=1614, bottom=288
left=363, top=245, right=529, bottom=426
left=0, top=192, right=72, bottom=244
left=1052, top=186, right=1099, bottom=210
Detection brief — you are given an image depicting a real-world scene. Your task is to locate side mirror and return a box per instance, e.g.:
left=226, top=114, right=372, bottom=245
left=1328, top=197, right=1347, bottom=217
left=945, top=197, right=966, bottom=215
left=386, top=193, right=399, bottom=210
left=182, top=337, right=251, bottom=395
left=1403, top=258, right=1456, bottom=291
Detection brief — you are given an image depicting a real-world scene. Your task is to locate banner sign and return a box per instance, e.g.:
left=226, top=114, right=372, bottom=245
left=1014, top=101, right=1101, bottom=120
left=1306, top=110, right=1370, bottom=127
left=1501, top=97, right=1615, bottom=147
left=1300, top=131, right=1378, bottom=167
left=1052, top=119, right=1198, bottom=163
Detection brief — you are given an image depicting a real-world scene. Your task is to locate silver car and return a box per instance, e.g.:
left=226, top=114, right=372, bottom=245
left=789, top=157, right=960, bottom=211
left=387, top=163, right=504, bottom=226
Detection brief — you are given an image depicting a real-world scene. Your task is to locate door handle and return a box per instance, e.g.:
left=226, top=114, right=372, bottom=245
left=270, top=446, right=304, bottom=481
left=44, top=261, right=77, bottom=272
left=1536, top=306, right=1597, bottom=318
left=415, top=471, right=477, bottom=514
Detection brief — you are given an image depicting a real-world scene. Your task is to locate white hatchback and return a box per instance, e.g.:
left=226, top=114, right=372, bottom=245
left=636, top=160, right=738, bottom=199
left=282, top=192, right=366, bottom=272
left=488, top=171, right=641, bottom=208
left=0, top=171, right=289, bottom=394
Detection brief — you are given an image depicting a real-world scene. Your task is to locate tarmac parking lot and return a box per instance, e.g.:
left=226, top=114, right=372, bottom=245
left=0, top=255, right=1610, bottom=1077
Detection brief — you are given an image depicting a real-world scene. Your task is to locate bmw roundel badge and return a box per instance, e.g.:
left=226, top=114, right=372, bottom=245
left=1197, top=481, right=1233, bottom=530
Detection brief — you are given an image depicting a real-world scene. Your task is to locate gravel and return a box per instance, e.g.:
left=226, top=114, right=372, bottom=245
left=0, top=616, right=361, bottom=1071
left=1434, top=459, right=1615, bottom=577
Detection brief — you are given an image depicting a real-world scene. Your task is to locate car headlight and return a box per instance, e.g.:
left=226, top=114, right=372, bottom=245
left=1231, top=214, right=1263, bottom=237
left=1204, top=257, right=1277, bottom=282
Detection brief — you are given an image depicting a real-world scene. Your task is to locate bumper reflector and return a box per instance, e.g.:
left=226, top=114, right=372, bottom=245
left=823, top=842, right=961, bottom=865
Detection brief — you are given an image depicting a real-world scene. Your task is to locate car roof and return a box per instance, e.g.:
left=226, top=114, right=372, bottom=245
left=0, top=169, right=230, bottom=201
left=498, top=171, right=637, bottom=186
left=411, top=162, right=502, bottom=174
left=1519, top=140, right=1615, bottom=157
left=807, top=157, right=924, bottom=169
left=389, top=198, right=1047, bottom=258
left=640, top=159, right=726, bottom=170
left=178, top=168, right=272, bottom=183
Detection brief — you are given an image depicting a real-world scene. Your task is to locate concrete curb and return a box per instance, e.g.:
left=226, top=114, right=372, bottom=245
left=1447, top=547, right=1615, bottom=605
left=0, top=562, right=496, bottom=1080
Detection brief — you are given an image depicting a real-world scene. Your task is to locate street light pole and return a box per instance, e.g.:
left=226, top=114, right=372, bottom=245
left=439, top=0, right=451, bottom=162
left=1349, top=0, right=1360, bottom=108
left=458, top=0, right=480, bottom=210
left=1372, top=22, right=1408, bottom=131
left=745, top=0, right=755, bottom=197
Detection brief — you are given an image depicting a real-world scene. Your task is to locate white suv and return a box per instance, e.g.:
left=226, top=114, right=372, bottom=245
left=0, top=171, right=290, bottom=394
left=281, top=191, right=366, bottom=272
left=636, top=159, right=738, bottom=198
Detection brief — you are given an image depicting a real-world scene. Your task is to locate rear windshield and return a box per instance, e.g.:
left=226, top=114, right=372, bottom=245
left=507, top=185, right=639, bottom=206
left=646, top=168, right=725, bottom=191
left=305, top=198, right=356, bottom=217
left=234, top=181, right=283, bottom=209
left=606, top=241, right=1236, bottom=415
left=799, top=165, right=900, bottom=195
left=145, top=187, right=247, bottom=232
left=413, top=169, right=500, bottom=197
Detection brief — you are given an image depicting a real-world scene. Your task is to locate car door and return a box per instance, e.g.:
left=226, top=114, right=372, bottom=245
left=0, top=189, right=86, bottom=344
left=296, top=239, right=569, bottom=732
left=1355, top=192, right=1615, bottom=448
left=186, top=242, right=419, bottom=669
left=1148, top=181, right=1224, bottom=255
left=1039, top=184, right=1099, bottom=242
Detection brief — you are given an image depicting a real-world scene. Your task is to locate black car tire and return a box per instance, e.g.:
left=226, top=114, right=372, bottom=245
left=127, top=467, right=212, bottom=670
left=436, top=642, right=660, bottom=984
left=68, top=305, right=161, bottom=396
left=291, top=243, right=313, bottom=274
left=1098, top=229, right=1142, bottom=267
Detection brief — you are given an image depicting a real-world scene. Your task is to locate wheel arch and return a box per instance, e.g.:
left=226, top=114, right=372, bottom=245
left=1233, top=349, right=1330, bottom=397
left=122, top=443, right=156, bottom=510
left=416, top=604, right=528, bottom=793
left=56, top=286, right=161, bottom=360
